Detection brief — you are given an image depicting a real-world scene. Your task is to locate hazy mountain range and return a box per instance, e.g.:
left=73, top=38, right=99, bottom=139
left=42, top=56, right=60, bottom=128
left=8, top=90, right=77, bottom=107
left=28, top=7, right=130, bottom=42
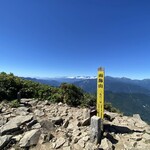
left=22, top=76, right=150, bottom=123
left=23, top=76, right=150, bottom=94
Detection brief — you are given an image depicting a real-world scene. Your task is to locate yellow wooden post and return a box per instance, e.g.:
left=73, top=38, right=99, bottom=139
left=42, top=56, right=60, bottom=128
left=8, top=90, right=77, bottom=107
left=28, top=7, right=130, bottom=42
left=90, top=67, right=104, bottom=144
left=97, top=67, right=105, bottom=119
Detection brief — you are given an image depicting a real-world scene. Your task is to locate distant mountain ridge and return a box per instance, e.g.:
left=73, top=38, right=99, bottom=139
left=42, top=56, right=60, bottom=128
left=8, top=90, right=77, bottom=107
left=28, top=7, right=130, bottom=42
left=22, top=76, right=150, bottom=94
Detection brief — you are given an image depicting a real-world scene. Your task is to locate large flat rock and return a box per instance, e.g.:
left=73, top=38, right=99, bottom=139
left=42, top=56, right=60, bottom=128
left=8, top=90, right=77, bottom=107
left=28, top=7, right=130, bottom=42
left=0, top=115, right=33, bottom=135
left=19, top=129, right=41, bottom=147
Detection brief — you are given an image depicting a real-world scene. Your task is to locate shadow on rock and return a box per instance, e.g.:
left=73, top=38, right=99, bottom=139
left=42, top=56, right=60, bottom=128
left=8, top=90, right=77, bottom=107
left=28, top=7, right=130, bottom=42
left=104, top=133, right=118, bottom=144
left=104, top=124, right=133, bottom=134
left=40, top=120, right=55, bottom=132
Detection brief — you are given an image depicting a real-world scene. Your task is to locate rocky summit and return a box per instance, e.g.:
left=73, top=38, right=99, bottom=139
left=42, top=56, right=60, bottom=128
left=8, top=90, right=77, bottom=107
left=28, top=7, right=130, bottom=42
left=0, top=99, right=150, bottom=150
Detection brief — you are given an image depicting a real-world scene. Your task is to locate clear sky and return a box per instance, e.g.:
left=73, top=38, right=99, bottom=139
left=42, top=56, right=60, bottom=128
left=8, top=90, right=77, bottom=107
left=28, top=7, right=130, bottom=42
left=0, top=0, right=150, bottom=79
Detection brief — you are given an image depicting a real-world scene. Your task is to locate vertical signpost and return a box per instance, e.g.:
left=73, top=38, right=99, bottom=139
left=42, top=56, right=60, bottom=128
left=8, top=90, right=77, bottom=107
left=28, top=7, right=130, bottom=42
left=90, top=67, right=105, bottom=144
left=97, top=67, right=105, bottom=129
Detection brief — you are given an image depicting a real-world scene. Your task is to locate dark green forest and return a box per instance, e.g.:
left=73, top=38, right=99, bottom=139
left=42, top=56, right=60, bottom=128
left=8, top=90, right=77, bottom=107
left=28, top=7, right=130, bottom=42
left=0, top=72, right=84, bottom=106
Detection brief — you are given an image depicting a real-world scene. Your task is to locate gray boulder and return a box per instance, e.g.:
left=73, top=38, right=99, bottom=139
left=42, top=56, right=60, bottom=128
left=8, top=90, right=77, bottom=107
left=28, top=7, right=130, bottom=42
left=0, top=115, right=33, bottom=135
left=19, top=129, right=41, bottom=147
left=0, top=117, right=7, bottom=127
left=133, top=114, right=142, bottom=120
left=104, top=111, right=121, bottom=121
left=0, top=135, right=12, bottom=149
left=15, top=107, right=30, bottom=115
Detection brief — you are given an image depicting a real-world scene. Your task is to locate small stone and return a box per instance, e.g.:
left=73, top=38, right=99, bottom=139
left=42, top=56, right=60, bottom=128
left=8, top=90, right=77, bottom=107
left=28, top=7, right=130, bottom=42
left=20, top=98, right=33, bottom=103
left=3, top=114, right=11, bottom=119
left=1, top=108, right=7, bottom=113
left=73, top=129, right=81, bottom=137
left=26, top=119, right=37, bottom=128
left=32, top=123, right=41, bottom=129
left=72, top=137, right=80, bottom=144
left=12, top=134, right=22, bottom=142
left=133, top=114, right=142, bottom=120
left=104, top=111, right=121, bottom=121
left=83, top=108, right=90, bottom=119
left=58, top=102, right=63, bottom=106
left=39, top=133, right=53, bottom=144
left=63, top=119, right=69, bottom=128
left=67, top=121, right=81, bottom=130
left=51, top=117, right=63, bottom=125
left=34, top=109, right=45, bottom=117
left=43, top=100, right=50, bottom=105
left=52, top=143, right=56, bottom=148
left=40, top=120, right=54, bottom=132
left=55, top=137, right=66, bottom=149
left=78, top=138, right=85, bottom=148
left=100, top=138, right=110, bottom=150
left=83, top=135, right=90, bottom=142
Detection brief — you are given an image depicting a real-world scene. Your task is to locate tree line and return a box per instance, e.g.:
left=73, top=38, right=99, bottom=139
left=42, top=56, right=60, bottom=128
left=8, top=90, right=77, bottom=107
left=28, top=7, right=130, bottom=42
left=0, top=72, right=118, bottom=113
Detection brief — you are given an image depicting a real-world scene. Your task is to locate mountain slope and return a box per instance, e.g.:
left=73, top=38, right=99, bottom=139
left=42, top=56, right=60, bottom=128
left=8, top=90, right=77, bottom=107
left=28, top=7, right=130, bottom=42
left=105, top=91, right=150, bottom=123
left=73, top=77, right=150, bottom=95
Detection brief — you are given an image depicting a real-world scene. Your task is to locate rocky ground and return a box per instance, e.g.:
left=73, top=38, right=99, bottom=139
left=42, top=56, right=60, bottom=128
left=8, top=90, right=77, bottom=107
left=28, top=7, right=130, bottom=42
left=0, top=99, right=150, bottom=150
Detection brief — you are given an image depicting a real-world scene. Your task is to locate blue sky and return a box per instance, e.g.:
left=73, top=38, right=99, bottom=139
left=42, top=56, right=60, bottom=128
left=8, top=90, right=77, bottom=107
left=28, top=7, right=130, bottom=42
left=0, top=0, right=150, bottom=79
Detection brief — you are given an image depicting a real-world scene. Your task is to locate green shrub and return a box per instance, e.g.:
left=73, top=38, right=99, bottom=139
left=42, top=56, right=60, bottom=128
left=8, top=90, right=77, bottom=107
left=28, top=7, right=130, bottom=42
left=81, top=93, right=96, bottom=107
left=50, top=93, right=62, bottom=103
left=60, top=83, right=84, bottom=106
left=104, top=102, right=120, bottom=113
left=10, top=99, right=20, bottom=108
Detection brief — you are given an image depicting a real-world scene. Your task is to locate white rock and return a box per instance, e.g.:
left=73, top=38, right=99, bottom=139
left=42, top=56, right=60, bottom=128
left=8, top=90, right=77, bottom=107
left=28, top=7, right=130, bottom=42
left=34, top=109, right=45, bottom=117
left=100, top=138, right=112, bottom=150
left=133, top=114, right=142, bottom=120
left=83, top=108, right=90, bottom=119
left=78, top=138, right=85, bottom=148
left=12, top=134, right=22, bottom=142
left=32, top=123, right=41, bottom=129
left=83, top=135, right=90, bottom=142
left=63, top=118, right=69, bottom=128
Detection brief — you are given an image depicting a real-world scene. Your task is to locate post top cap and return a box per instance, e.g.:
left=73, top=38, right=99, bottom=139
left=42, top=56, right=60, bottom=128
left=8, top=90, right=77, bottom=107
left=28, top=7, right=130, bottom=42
left=98, top=67, right=104, bottom=71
